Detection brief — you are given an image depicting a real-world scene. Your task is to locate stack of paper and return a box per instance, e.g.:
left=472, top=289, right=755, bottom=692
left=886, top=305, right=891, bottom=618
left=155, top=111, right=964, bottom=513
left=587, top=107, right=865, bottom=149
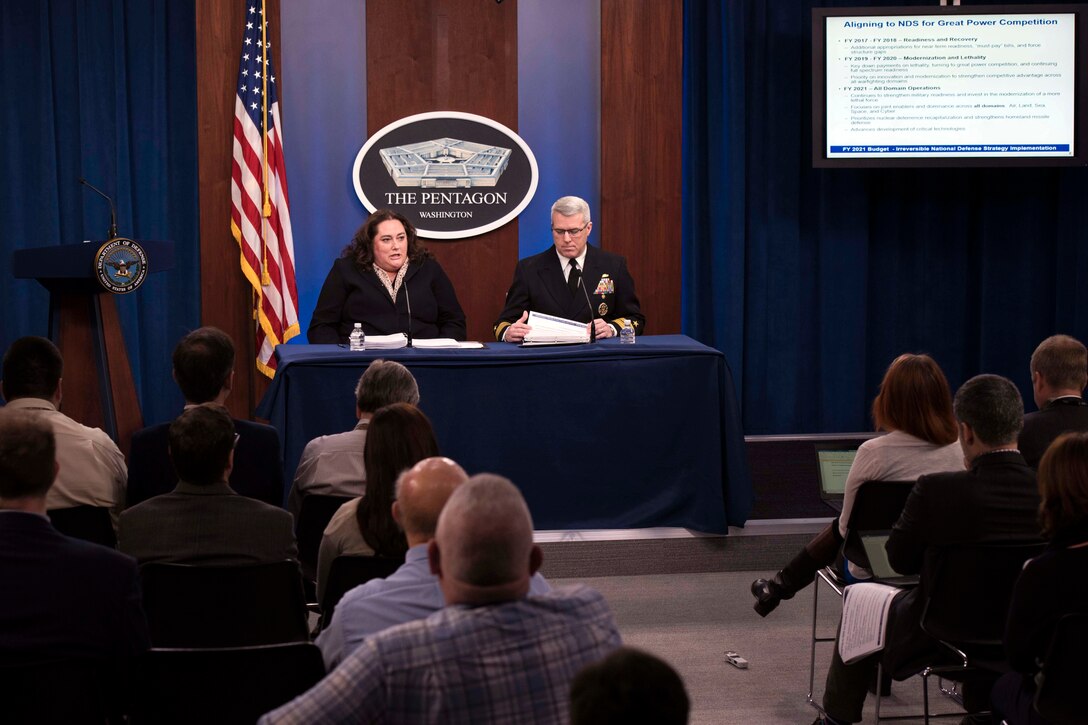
left=411, top=338, right=464, bottom=349
left=838, top=582, right=902, bottom=663
left=522, top=311, right=590, bottom=345
left=363, top=333, right=408, bottom=350
left=411, top=339, right=485, bottom=349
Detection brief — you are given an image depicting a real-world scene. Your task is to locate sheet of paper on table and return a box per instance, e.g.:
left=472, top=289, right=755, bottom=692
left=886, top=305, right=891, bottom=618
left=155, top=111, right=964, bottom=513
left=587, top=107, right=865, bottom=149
left=412, top=338, right=485, bottom=349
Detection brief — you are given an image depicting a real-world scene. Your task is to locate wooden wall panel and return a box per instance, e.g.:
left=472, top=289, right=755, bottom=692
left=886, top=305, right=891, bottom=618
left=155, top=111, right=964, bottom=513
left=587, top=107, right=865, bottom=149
left=601, top=0, right=683, bottom=334
left=196, top=0, right=679, bottom=401
left=366, top=0, right=519, bottom=342
left=196, top=0, right=280, bottom=419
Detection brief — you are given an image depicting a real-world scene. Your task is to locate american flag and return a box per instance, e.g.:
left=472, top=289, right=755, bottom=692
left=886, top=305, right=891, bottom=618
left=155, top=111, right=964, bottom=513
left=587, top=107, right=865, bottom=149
left=230, top=1, right=299, bottom=377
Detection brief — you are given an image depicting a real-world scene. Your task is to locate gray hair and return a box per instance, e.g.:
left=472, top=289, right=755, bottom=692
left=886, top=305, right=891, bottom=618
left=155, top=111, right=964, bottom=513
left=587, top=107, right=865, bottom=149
left=953, top=374, right=1024, bottom=446
left=355, top=359, right=420, bottom=412
left=551, top=195, right=591, bottom=223
left=436, top=473, right=534, bottom=586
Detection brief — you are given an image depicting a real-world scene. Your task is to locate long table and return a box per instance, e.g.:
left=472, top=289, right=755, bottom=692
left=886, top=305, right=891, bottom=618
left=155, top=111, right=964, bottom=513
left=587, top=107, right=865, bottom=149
left=256, top=335, right=751, bottom=532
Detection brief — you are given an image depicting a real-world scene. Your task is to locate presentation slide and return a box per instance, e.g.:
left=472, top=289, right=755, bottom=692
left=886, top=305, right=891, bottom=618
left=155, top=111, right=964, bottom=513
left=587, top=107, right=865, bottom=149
left=825, top=12, right=1076, bottom=159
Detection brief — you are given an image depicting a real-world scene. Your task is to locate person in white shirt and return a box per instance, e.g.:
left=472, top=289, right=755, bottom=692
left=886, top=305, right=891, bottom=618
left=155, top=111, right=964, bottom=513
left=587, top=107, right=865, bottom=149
left=751, top=353, right=965, bottom=616
left=286, top=359, right=420, bottom=517
left=1, top=336, right=126, bottom=526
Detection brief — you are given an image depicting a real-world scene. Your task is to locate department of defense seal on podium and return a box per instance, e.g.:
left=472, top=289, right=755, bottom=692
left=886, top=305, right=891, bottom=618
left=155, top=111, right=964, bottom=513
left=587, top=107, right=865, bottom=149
left=95, top=238, right=148, bottom=294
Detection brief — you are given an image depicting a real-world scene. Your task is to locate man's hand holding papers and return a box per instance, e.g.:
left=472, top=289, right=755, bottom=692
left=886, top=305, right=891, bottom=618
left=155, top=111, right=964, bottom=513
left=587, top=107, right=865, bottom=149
left=521, top=311, right=591, bottom=346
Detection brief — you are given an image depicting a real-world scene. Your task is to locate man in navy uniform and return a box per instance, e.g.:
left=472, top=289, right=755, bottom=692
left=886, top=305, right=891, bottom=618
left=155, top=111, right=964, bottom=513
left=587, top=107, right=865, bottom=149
left=494, top=196, right=645, bottom=342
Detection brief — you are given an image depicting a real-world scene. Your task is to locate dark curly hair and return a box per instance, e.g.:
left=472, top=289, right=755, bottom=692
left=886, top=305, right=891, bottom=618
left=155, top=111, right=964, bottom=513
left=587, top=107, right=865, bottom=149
left=342, top=209, right=432, bottom=268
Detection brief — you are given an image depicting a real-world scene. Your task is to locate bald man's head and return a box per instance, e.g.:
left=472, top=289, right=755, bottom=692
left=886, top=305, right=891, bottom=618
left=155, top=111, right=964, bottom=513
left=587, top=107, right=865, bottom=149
left=394, top=456, right=468, bottom=542
left=429, top=474, right=541, bottom=605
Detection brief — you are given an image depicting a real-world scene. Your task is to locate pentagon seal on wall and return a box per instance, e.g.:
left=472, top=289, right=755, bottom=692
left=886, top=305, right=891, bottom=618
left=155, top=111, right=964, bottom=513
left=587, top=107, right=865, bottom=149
left=353, top=111, right=539, bottom=240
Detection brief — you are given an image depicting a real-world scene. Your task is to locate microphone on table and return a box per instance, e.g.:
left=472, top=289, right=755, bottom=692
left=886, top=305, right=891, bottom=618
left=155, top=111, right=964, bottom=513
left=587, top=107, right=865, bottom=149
left=578, top=273, right=598, bottom=344
left=78, top=177, right=119, bottom=239
left=403, top=278, right=413, bottom=348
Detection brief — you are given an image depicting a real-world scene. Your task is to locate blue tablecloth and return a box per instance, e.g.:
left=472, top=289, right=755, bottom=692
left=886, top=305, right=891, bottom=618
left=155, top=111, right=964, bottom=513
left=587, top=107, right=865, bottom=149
left=257, top=335, right=751, bottom=532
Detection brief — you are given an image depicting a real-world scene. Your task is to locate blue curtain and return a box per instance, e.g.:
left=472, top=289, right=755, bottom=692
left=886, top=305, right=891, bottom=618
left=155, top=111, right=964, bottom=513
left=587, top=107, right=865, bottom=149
left=683, top=0, right=1088, bottom=435
left=0, top=0, right=199, bottom=426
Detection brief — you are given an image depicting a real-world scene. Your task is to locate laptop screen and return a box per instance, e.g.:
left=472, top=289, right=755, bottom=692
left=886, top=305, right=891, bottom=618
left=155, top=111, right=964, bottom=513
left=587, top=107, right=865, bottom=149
left=815, top=446, right=857, bottom=499
left=858, top=531, right=907, bottom=579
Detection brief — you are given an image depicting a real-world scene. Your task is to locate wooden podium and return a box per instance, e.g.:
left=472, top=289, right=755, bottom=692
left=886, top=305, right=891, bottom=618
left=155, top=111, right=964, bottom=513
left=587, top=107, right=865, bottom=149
left=11, top=240, right=174, bottom=456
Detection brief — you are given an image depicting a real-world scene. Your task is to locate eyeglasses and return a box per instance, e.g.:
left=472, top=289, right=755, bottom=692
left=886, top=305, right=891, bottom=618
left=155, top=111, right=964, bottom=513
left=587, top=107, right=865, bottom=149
left=551, top=222, right=589, bottom=238
left=233, top=433, right=241, bottom=449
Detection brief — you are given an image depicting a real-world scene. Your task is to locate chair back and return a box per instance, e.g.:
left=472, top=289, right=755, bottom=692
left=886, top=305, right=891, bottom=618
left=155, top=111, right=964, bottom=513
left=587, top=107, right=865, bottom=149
left=1033, top=612, right=1088, bottom=724
left=319, top=555, right=404, bottom=630
left=295, top=494, right=353, bottom=580
left=920, top=541, right=1046, bottom=647
left=0, top=657, right=125, bottom=724
left=840, top=480, right=914, bottom=568
left=139, top=560, right=309, bottom=647
left=48, top=506, right=116, bottom=548
left=129, top=643, right=325, bottom=725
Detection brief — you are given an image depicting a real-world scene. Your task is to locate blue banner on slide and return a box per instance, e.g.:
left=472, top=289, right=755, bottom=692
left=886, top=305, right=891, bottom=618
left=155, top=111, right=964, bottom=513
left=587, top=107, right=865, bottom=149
left=830, top=144, right=1070, bottom=154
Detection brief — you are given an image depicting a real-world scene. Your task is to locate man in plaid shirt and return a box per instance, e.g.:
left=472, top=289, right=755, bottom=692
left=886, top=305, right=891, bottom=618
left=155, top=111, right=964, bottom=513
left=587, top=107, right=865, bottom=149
left=261, top=473, right=621, bottom=724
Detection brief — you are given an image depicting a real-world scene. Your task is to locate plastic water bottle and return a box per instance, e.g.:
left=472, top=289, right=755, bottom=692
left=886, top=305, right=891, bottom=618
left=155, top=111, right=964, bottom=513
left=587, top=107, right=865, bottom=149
left=620, top=319, right=636, bottom=344
left=349, top=323, right=365, bottom=351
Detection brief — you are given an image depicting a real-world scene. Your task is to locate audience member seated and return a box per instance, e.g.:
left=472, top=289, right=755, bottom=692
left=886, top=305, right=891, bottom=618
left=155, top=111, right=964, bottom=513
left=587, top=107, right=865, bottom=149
left=992, top=431, right=1088, bottom=725
left=286, top=359, right=419, bottom=517
left=1019, top=334, right=1088, bottom=468
left=119, top=404, right=296, bottom=565
left=316, top=403, right=434, bottom=601
left=260, top=474, right=621, bottom=724
left=752, top=353, right=963, bottom=616
left=317, top=456, right=552, bottom=668
left=814, top=374, right=1043, bottom=725
left=127, top=326, right=284, bottom=507
left=0, top=408, right=148, bottom=662
left=570, top=647, right=690, bottom=725
left=1, top=336, right=126, bottom=527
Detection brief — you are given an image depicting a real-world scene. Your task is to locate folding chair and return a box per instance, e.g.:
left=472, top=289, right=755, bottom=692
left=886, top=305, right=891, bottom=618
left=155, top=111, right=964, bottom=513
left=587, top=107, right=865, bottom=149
left=294, top=494, right=353, bottom=583
left=139, top=560, right=309, bottom=647
left=0, top=657, right=127, bottom=725
left=48, top=505, right=116, bottom=548
left=917, top=541, right=1046, bottom=724
left=1033, top=612, right=1088, bottom=724
left=318, top=554, right=404, bottom=630
left=808, top=480, right=914, bottom=720
left=128, top=642, right=326, bottom=724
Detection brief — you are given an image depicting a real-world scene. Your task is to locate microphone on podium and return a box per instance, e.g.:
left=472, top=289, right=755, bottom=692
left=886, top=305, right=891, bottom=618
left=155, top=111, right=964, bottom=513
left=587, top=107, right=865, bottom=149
left=78, top=177, right=119, bottom=239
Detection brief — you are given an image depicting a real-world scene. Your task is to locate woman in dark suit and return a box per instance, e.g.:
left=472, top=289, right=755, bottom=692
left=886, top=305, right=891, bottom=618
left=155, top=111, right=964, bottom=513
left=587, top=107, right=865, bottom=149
left=307, top=209, right=467, bottom=342
left=991, top=431, right=1088, bottom=725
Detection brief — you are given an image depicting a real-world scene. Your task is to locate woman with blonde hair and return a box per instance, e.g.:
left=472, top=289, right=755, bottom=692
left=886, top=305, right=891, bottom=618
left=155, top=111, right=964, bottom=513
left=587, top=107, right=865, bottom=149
left=751, top=353, right=964, bottom=616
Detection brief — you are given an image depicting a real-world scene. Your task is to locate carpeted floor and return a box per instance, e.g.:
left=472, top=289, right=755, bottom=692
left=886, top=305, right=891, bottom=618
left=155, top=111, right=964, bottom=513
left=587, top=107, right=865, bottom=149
left=553, top=570, right=968, bottom=725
